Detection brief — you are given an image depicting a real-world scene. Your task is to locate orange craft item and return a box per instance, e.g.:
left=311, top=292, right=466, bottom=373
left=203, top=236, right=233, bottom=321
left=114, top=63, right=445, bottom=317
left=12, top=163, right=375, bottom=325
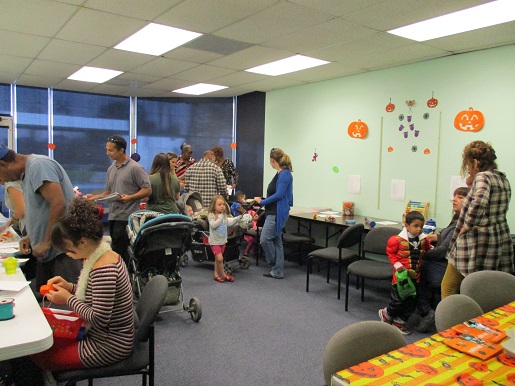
left=454, top=107, right=484, bottom=132
left=347, top=119, right=368, bottom=139
left=40, top=284, right=56, bottom=295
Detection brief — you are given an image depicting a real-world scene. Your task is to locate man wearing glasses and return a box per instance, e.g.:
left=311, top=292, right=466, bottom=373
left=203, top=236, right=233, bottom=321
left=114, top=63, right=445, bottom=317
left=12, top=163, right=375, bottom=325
left=86, top=136, right=151, bottom=263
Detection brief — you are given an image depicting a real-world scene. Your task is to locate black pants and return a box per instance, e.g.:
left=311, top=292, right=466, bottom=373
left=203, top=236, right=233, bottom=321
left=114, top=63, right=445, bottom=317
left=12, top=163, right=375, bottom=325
left=387, top=284, right=417, bottom=322
left=110, top=220, right=130, bottom=264
left=35, top=253, right=82, bottom=289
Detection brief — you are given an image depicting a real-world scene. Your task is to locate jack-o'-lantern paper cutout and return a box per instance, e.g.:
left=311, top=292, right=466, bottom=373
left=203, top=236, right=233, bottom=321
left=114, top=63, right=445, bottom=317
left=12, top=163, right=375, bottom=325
left=347, top=119, right=368, bottom=139
left=398, top=344, right=431, bottom=358
left=385, top=98, right=395, bottom=113
left=48, top=143, right=56, bottom=150
left=454, top=107, right=484, bottom=132
left=347, top=362, right=384, bottom=378
left=427, top=92, right=438, bottom=108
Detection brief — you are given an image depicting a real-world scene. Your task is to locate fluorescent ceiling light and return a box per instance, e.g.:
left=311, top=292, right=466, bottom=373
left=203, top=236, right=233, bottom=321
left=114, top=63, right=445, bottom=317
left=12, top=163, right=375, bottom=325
left=115, top=23, right=202, bottom=56
left=388, top=0, right=515, bottom=41
left=67, top=66, right=123, bottom=83
left=245, top=55, right=330, bottom=76
left=172, top=83, right=228, bottom=95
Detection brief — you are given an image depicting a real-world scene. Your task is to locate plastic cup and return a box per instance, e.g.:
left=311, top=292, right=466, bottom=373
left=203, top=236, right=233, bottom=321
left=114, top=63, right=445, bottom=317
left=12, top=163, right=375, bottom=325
left=2, top=257, right=18, bottom=275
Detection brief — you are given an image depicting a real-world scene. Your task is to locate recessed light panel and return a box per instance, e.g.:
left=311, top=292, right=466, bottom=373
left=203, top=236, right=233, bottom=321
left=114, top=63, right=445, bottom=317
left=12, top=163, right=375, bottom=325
left=388, top=0, right=515, bottom=41
left=245, top=55, right=330, bottom=76
left=67, top=66, right=123, bottom=83
left=115, top=23, right=202, bottom=56
left=172, top=83, right=228, bottom=95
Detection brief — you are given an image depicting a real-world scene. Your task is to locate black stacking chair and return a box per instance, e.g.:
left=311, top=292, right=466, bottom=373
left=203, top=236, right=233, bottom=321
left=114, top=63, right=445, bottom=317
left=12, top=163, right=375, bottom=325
left=306, top=224, right=364, bottom=300
left=345, top=227, right=399, bottom=311
left=55, top=275, right=169, bottom=386
left=282, top=230, right=315, bottom=265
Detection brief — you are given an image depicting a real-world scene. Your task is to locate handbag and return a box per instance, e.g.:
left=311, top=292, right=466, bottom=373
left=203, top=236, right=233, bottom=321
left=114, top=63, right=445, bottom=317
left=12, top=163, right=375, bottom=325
left=395, top=270, right=417, bottom=299
left=41, top=296, right=84, bottom=340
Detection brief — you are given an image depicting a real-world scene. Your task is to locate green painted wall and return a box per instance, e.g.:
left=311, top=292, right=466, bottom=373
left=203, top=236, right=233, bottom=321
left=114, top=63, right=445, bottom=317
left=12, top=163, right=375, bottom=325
left=264, top=45, right=515, bottom=230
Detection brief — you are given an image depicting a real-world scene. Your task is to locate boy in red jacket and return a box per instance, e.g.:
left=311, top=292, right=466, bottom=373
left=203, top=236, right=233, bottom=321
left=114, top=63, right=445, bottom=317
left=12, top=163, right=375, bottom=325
left=379, top=211, right=432, bottom=334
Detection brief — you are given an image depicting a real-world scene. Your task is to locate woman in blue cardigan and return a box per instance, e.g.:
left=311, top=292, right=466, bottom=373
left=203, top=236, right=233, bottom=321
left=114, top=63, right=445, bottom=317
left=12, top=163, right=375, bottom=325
left=254, top=148, right=293, bottom=279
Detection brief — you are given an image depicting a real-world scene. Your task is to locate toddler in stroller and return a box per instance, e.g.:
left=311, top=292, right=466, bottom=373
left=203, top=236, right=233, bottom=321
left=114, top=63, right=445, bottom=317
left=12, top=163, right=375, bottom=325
left=127, top=210, right=202, bottom=322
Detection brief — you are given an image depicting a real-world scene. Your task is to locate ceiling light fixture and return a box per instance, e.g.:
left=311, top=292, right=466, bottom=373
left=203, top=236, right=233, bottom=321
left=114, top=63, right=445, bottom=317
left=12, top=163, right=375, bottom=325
left=245, top=54, right=330, bottom=76
left=115, top=23, right=202, bottom=56
left=67, top=66, right=123, bottom=83
left=388, top=0, right=515, bottom=41
left=172, top=83, right=228, bottom=95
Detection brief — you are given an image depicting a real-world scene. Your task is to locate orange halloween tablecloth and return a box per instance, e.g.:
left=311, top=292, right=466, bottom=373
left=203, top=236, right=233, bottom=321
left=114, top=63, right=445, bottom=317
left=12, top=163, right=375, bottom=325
left=332, top=301, right=515, bottom=386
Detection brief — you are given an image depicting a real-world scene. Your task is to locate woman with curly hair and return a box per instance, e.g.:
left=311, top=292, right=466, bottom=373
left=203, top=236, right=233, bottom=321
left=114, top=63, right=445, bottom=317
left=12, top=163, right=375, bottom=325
left=442, top=140, right=514, bottom=298
left=212, top=146, right=239, bottom=191
left=24, top=197, right=134, bottom=384
left=147, top=153, right=180, bottom=214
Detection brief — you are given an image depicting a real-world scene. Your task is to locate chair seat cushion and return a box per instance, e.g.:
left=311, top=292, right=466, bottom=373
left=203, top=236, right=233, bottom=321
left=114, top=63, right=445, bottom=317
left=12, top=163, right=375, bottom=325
left=348, top=260, right=392, bottom=279
left=55, top=340, right=149, bottom=382
left=283, top=233, right=314, bottom=244
left=308, top=247, right=358, bottom=262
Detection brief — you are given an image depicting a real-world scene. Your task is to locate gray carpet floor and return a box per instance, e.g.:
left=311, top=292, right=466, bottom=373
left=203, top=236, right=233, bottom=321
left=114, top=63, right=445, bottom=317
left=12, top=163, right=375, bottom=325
left=89, top=252, right=433, bottom=386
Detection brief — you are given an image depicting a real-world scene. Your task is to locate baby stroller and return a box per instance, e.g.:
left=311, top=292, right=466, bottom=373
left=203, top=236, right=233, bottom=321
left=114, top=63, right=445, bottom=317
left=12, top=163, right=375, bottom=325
left=127, top=210, right=202, bottom=322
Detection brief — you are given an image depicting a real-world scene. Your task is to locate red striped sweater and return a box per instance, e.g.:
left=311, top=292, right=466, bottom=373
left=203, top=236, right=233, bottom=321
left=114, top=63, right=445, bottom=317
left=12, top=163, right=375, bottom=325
left=68, top=257, right=134, bottom=367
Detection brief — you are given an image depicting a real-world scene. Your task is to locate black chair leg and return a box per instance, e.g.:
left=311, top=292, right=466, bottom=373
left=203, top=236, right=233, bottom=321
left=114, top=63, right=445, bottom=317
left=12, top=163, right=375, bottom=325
left=360, top=278, right=365, bottom=302
left=337, top=260, right=342, bottom=300
left=345, top=271, right=350, bottom=311
left=326, top=263, right=330, bottom=283
left=306, top=258, right=311, bottom=292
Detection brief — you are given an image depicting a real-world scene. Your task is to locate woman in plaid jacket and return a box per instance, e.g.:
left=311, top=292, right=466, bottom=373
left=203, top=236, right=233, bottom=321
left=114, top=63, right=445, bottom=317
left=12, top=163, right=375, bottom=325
left=442, top=141, right=514, bottom=298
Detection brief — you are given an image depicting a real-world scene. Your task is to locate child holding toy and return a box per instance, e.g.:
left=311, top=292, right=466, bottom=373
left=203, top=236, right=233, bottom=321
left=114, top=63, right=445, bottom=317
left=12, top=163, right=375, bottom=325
left=208, top=195, right=242, bottom=283
left=378, top=211, right=432, bottom=335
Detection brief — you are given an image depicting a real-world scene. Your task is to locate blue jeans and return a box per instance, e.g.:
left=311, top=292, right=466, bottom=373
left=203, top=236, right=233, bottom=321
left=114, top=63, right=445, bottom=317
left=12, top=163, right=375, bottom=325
left=417, top=260, right=447, bottom=315
left=260, top=215, right=285, bottom=278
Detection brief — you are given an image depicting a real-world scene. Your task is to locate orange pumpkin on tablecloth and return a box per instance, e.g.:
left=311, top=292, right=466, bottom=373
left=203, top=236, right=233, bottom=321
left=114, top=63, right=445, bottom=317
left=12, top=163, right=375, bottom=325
left=415, top=363, right=438, bottom=375
left=455, top=372, right=483, bottom=386
left=468, top=361, right=489, bottom=372
left=347, top=362, right=384, bottom=378
left=454, top=107, right=484, bottom=132
left=347, top=119, right=368, bottom=139
left=398, top=344, right=431, bottom=358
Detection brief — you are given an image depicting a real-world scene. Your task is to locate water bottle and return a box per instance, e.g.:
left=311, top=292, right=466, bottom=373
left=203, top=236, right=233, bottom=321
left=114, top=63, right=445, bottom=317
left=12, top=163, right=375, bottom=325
left=423, top=219, right=436, bottom=234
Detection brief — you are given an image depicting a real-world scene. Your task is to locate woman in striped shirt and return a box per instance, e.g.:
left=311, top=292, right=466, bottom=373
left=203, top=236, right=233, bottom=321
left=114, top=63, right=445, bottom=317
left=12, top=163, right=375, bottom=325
left=31, top=197, right=134, bottom=378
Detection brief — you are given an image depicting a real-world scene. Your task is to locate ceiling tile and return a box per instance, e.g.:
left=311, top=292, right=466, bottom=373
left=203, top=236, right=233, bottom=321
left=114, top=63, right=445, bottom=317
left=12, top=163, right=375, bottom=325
left=155, top=0, right=281, bottom=33
left=115, top=72, right=162, bottom=84
left=83, top=0, right=181, bottom=20
left=56, top=8, right=147, bottom=47
left=282, top=62, right=366, bottom=82
left=164, top=47, right=224, bottom=64
left=262, top=18, right=377, bottom=53
left=0, top=55, right=33, bottom=75
left=308, top=32, right=413, bottom=61
left=209, top=71, right=269, bottom=87
left=208, top=46, right=294, bottom=71
left=214, top=1, right=333, bottom=43
left=54, top=79, right=98, bottom=93
left=0, top=31, right=50, bottom=58
left=288, top=0, right=386, bottom=17
left=130, top=58, right=198, bottom=77
left=24, top=59, right=80, bottom=78
left=143, top=78, right=193, bottom=91
left=87, top=49, right=155, bottom=72
left=170, top=65, right=237, bottom=82
left=0, top=71, right=22, bottom=85
left=242, top=76, right=307, bottom=92
left=16, top=74, right=63, bottom=88
left=37, top=39, right=107, bottom=65
left=1, top=0, right=77, bottom=36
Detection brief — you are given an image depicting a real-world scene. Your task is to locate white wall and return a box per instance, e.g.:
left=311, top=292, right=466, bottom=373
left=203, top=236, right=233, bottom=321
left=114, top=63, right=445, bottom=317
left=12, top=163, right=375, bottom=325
left=264, top=45, right=515, bottom=230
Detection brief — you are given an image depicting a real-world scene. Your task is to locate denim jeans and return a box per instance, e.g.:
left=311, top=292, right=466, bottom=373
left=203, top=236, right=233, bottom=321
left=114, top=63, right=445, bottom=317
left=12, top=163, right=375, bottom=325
left=260, top=215, right=285, bottom=278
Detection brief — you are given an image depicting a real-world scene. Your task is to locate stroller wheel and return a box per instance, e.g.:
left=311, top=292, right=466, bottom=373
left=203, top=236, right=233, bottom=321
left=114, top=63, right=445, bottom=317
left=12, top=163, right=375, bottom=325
left=188, top=297, right=202, bottom=322
left=223, top=261, right=233, bottom=275
left=179, top=253, right=189, bottom=267
left=239, top=256, right=250, bottom=269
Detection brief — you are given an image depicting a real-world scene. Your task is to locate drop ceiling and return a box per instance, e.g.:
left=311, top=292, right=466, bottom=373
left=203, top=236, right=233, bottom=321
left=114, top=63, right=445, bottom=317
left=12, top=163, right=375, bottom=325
left=1, top=0, right=513, bottom=98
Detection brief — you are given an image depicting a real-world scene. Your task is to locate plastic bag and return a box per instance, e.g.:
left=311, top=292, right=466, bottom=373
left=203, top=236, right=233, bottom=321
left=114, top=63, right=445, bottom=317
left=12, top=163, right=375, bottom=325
left=395, top=270, right=416, bottom=299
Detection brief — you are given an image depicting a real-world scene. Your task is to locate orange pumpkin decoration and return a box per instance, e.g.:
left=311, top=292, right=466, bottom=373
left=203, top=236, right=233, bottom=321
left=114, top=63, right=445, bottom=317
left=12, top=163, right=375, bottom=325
left=398, top=344, right=431, bottom=358
left=415, top=363, right=438, bottom=375
left=424, top=148, right=430, bottom=154
left=347, top=119, right=368, bottom=139
left=385, top=102, right=395, bottom=112
left=454, top=107, right=484, bottom=132
left=387, top=146, right=393, bottom=152
left=455, top=372, right=482, bottom=386
left=347, top=362, right=384, bottom=378
left=427, top=92, right=438, bottom=108
left=496, top=352, right=515, bottom=367
left=468, top=362, right=488, bottom=372
left=500, top=304, right=515, bottom=313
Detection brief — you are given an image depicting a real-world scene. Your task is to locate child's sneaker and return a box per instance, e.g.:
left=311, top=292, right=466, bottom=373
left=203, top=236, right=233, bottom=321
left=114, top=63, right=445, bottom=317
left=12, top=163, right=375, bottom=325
left=378, top=307, right=392, bottom=324
left=392, top=317, right=411, bottom=335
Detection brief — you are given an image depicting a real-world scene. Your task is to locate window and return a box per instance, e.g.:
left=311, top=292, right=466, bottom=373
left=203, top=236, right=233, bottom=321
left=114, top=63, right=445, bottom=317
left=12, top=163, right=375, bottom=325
left=16, top=86, right=49, bottom=155
left=52, top=90, right=130, bottom=192
left=136, top=97, right=233, bottom=172
left=0, top=84, right=10, bottom=115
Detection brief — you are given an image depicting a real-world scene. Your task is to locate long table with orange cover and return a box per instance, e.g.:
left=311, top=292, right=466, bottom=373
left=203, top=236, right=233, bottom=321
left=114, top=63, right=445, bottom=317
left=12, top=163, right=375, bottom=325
left=332, top=301, right=515, bottom=385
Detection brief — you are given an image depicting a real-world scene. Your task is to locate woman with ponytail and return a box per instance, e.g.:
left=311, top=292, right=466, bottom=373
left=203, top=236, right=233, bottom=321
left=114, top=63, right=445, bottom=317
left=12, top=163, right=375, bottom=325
left=254, top=148, right=293, bottom=279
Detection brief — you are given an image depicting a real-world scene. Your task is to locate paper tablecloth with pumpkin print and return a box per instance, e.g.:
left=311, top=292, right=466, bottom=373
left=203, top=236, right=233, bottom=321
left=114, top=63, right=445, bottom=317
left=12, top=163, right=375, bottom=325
left=333, top=301, right=515, bottom=386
